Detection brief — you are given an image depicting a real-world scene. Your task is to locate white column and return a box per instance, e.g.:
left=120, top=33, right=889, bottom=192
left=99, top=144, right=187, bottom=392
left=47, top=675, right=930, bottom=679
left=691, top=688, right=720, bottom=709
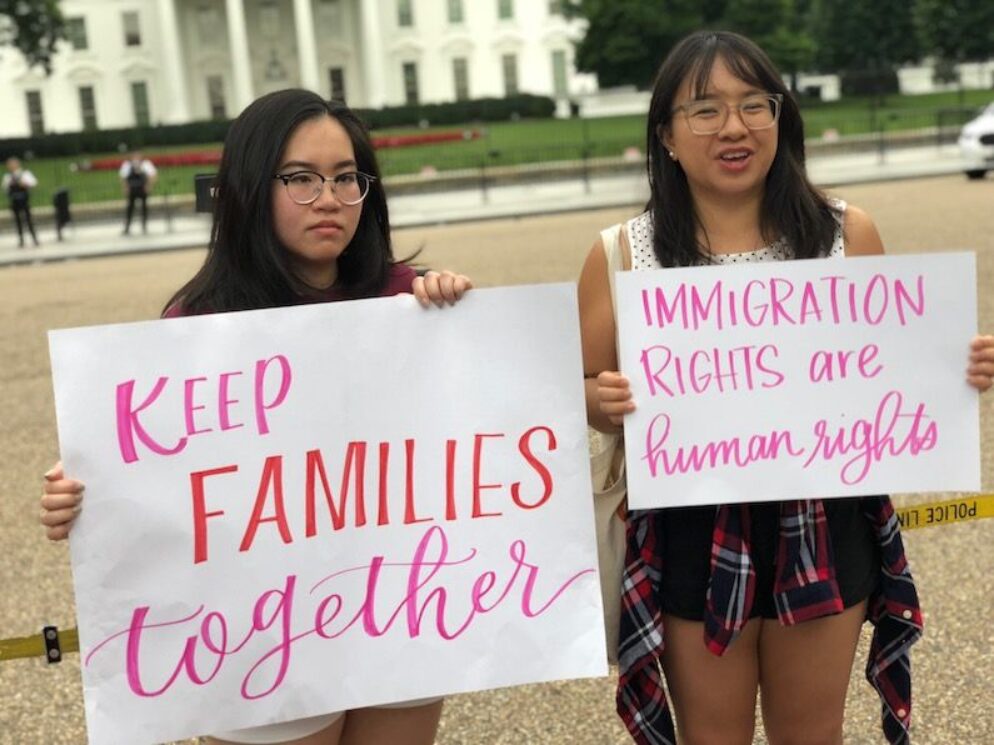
left=155, top=0, right=191, bottom=122
left=359, top=0, right=387, bottom=108
left=293, top=0, right=321, bottom=92
left=225, top=0, right=254, bottom=111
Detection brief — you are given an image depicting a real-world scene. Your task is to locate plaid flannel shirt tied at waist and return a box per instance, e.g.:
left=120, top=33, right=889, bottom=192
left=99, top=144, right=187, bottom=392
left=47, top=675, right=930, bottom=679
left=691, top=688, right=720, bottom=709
left=615, top=496, right=923, bottom=745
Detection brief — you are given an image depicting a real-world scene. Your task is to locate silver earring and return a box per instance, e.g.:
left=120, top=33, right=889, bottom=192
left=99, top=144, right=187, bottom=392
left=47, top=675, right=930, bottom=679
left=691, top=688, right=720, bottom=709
left=668, top=150, right=677, bottom=160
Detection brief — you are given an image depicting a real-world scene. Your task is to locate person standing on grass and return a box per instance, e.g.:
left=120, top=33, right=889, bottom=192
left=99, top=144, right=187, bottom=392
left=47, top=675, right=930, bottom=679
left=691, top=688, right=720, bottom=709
left=3, top=156, right=40, bottom=248
left=579, top=30, right=994, bottom=745
left=118, top=150, right=157, bottom=235
left=39, top=89, right=471, bottom=745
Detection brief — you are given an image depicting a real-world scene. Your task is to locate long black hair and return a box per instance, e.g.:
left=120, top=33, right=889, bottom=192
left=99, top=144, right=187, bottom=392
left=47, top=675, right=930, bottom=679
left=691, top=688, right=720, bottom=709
left=165, top=89, right=394, bottom=314
left=645, top=30, right=838, bottom=267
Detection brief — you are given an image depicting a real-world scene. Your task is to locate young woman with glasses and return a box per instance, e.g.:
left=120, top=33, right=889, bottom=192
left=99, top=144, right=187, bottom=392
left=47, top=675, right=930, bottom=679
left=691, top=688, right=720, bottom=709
left=39, top=88, right=470, bottom=745
left=578, top=30, right=994, bottom=745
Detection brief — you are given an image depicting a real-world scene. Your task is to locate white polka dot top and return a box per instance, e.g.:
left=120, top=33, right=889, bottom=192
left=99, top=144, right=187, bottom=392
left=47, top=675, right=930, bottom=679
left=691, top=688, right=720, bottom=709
left=626, top=198, right=847, bottom=270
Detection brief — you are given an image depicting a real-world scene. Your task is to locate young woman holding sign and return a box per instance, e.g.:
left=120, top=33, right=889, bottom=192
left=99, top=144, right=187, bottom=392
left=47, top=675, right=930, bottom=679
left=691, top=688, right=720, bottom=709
left=40, top=89, right=470, bottom=745
left=579, top=30, right=994, bottom=745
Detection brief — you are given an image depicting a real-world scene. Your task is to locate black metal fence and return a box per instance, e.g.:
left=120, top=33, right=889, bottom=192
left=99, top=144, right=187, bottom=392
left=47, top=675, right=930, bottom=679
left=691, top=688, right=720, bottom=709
left=2, top=103, right=984, bottom=229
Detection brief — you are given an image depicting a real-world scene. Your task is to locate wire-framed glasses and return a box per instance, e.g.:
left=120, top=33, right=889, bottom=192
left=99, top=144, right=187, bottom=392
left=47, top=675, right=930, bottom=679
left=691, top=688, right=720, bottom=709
left=273, top=170, right=375, bottom=205
left=673, top=93, right=784, bottom=135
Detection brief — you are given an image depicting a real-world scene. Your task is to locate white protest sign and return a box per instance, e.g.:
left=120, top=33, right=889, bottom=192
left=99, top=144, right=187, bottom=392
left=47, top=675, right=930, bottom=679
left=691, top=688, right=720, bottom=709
left=615, top=252, right=980, bottom=509
left=48, top=284, right=606, bottom=745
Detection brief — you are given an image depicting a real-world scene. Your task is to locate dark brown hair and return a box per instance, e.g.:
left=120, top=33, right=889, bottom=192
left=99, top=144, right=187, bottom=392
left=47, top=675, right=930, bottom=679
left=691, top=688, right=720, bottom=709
left=645, top=30, right=838, bottom=266
left=165, top=89, right=394, bottom=314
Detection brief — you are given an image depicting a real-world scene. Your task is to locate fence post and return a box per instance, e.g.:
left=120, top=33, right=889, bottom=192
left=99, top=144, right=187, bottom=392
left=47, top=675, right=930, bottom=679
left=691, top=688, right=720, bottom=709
left=876, top=118, right=887, bottom=165
left=581, top=118, right=591, bottom=195
left=479, top=156, right=489, bottom=205
left=163, top=183, right=174, bottom=233
left=478, top=130, right=491, bottom=204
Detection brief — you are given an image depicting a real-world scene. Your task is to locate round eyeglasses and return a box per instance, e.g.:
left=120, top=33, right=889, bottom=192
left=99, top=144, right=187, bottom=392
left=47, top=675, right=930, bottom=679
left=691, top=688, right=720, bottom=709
left=673, top=93, right=784, bottom=135
left=273, top=170, right=375, bottom=206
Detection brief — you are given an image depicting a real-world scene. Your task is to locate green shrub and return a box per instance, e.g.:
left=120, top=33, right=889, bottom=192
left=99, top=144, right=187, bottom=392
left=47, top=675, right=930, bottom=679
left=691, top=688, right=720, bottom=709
left=355, top=94, right=556, bottom=129
left=0, top=94, right=557, bottom=158
left=839, top=69, right=900, bottom=97
left=0, top=120, right=231, bottom=159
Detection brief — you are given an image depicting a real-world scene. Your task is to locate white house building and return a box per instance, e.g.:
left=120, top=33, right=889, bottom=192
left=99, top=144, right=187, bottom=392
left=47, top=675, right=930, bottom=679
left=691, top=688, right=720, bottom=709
left=0, top=0, right=598, bottom=138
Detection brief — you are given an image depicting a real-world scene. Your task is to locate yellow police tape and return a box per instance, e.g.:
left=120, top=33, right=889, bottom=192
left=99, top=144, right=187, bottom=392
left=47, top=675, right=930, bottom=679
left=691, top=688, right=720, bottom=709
left=0, top=625, right=77, bottom=663
left=895, top=493, right=994, bottom=531
left=1, top=494, right=992, bottom=664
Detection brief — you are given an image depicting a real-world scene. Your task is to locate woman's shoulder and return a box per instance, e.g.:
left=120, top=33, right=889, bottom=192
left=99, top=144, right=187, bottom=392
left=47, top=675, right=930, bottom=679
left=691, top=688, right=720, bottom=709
left=825, top=195, right=847, bottom=218
left=830, top=200, right=878, bottom=236
left=818, top=196, right=848, bottom=257
left=596, top=211, right=650, bottom=252
left=837, top=202, right=884, bottom=256
left=624, top=210, right=652, bottom=235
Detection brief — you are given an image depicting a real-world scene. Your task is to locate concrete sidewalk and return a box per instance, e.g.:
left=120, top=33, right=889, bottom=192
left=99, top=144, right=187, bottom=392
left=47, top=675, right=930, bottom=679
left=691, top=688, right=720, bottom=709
left=2, top=175, right=993, bottom=745
left=0, top=143, right=979, bottom=268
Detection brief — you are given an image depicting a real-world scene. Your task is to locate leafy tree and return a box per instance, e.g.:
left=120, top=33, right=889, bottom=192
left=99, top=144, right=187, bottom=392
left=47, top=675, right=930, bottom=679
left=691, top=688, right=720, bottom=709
left=565, top=0, right=721, bottom=88
left=567, top=0, right=819, bottom=89
left=723, top=0, right=789, bottom=38
left=915, top=0, right=994, bottom=64
left=0, top=0, right=65, bottom=74
left=812, top=0, right=921, bottom=95
left=721, top=0, right=816, bottom=89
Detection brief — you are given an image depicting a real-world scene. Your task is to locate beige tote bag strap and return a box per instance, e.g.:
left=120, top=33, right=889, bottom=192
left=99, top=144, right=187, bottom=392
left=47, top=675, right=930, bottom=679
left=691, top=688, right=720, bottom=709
left=596, top=222, right=629, bottom=482
left=598, top=221, right=631, bottom=338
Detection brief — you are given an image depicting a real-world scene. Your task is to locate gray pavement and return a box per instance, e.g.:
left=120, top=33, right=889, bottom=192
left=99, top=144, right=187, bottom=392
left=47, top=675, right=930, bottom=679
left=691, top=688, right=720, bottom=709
left=2, top=171, right=993, bottom=744
left=0, top=144, right=981, bottom=267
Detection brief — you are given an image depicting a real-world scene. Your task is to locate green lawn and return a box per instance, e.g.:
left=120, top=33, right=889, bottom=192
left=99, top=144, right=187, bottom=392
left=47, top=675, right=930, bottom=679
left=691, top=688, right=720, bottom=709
left=13, top=89, right=992, bottom=208
left=799, top=88, right=991, bottom=136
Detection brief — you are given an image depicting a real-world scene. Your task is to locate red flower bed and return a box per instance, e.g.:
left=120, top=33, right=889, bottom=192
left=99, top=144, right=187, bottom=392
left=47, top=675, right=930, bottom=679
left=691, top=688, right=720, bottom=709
left=84, top=129, right=482, bottom=171
left=372, top=129, right=482, bottom=148
left=87, top=152, right=220, bottom=170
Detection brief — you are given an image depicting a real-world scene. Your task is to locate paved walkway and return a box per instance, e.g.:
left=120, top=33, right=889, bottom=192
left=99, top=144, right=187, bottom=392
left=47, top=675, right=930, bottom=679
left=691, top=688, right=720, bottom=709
left=0, top=144, right=979, bottom=268
left=2, top=176, right=993, bottom=744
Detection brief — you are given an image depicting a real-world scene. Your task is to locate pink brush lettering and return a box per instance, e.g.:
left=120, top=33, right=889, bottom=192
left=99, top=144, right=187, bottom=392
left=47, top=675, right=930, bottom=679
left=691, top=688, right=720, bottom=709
left=115, top=355, right=293, bottom=464
left=808, top=344, right=883, bottom=383
left=254, top=355, right=292, bottom=435
left=240, top=576, right=297, bottom=699
left=90, top=528, right=592, bottom=701
left=643, top=413, right=803, bottom=477
left=116, top=377, right=187, bottom=464
left=803, top=390, right=938, bottom=484
left=218, top=371, right=244, bottom=431
left=184, top=377, right=212, bottom=436
left=640, top=344, right=783, bottom=399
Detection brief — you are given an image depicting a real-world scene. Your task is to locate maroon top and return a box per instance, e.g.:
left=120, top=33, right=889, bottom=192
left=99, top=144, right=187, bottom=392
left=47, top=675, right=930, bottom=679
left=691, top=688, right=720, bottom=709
left=163, top=263, right=417, bottom=317
left=315, top=263, right=417, bottom=302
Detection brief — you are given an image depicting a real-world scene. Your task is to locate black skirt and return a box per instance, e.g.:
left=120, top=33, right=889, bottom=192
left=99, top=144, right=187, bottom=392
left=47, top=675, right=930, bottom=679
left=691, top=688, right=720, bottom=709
left=654, top=498, right=880, bottom=621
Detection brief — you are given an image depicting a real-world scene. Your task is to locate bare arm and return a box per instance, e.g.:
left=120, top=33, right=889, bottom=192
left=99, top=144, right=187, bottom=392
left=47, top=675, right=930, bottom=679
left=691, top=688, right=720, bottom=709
left=842, top=204, right=885, bottom=257
left=578, top=236, right=634, bottom=432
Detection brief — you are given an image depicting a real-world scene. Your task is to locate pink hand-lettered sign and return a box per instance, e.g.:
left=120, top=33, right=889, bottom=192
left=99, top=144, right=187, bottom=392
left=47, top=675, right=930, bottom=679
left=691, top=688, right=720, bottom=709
left=615, top=252, right=981, bottom=509
left=48, top=284, right=605, bottom=745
